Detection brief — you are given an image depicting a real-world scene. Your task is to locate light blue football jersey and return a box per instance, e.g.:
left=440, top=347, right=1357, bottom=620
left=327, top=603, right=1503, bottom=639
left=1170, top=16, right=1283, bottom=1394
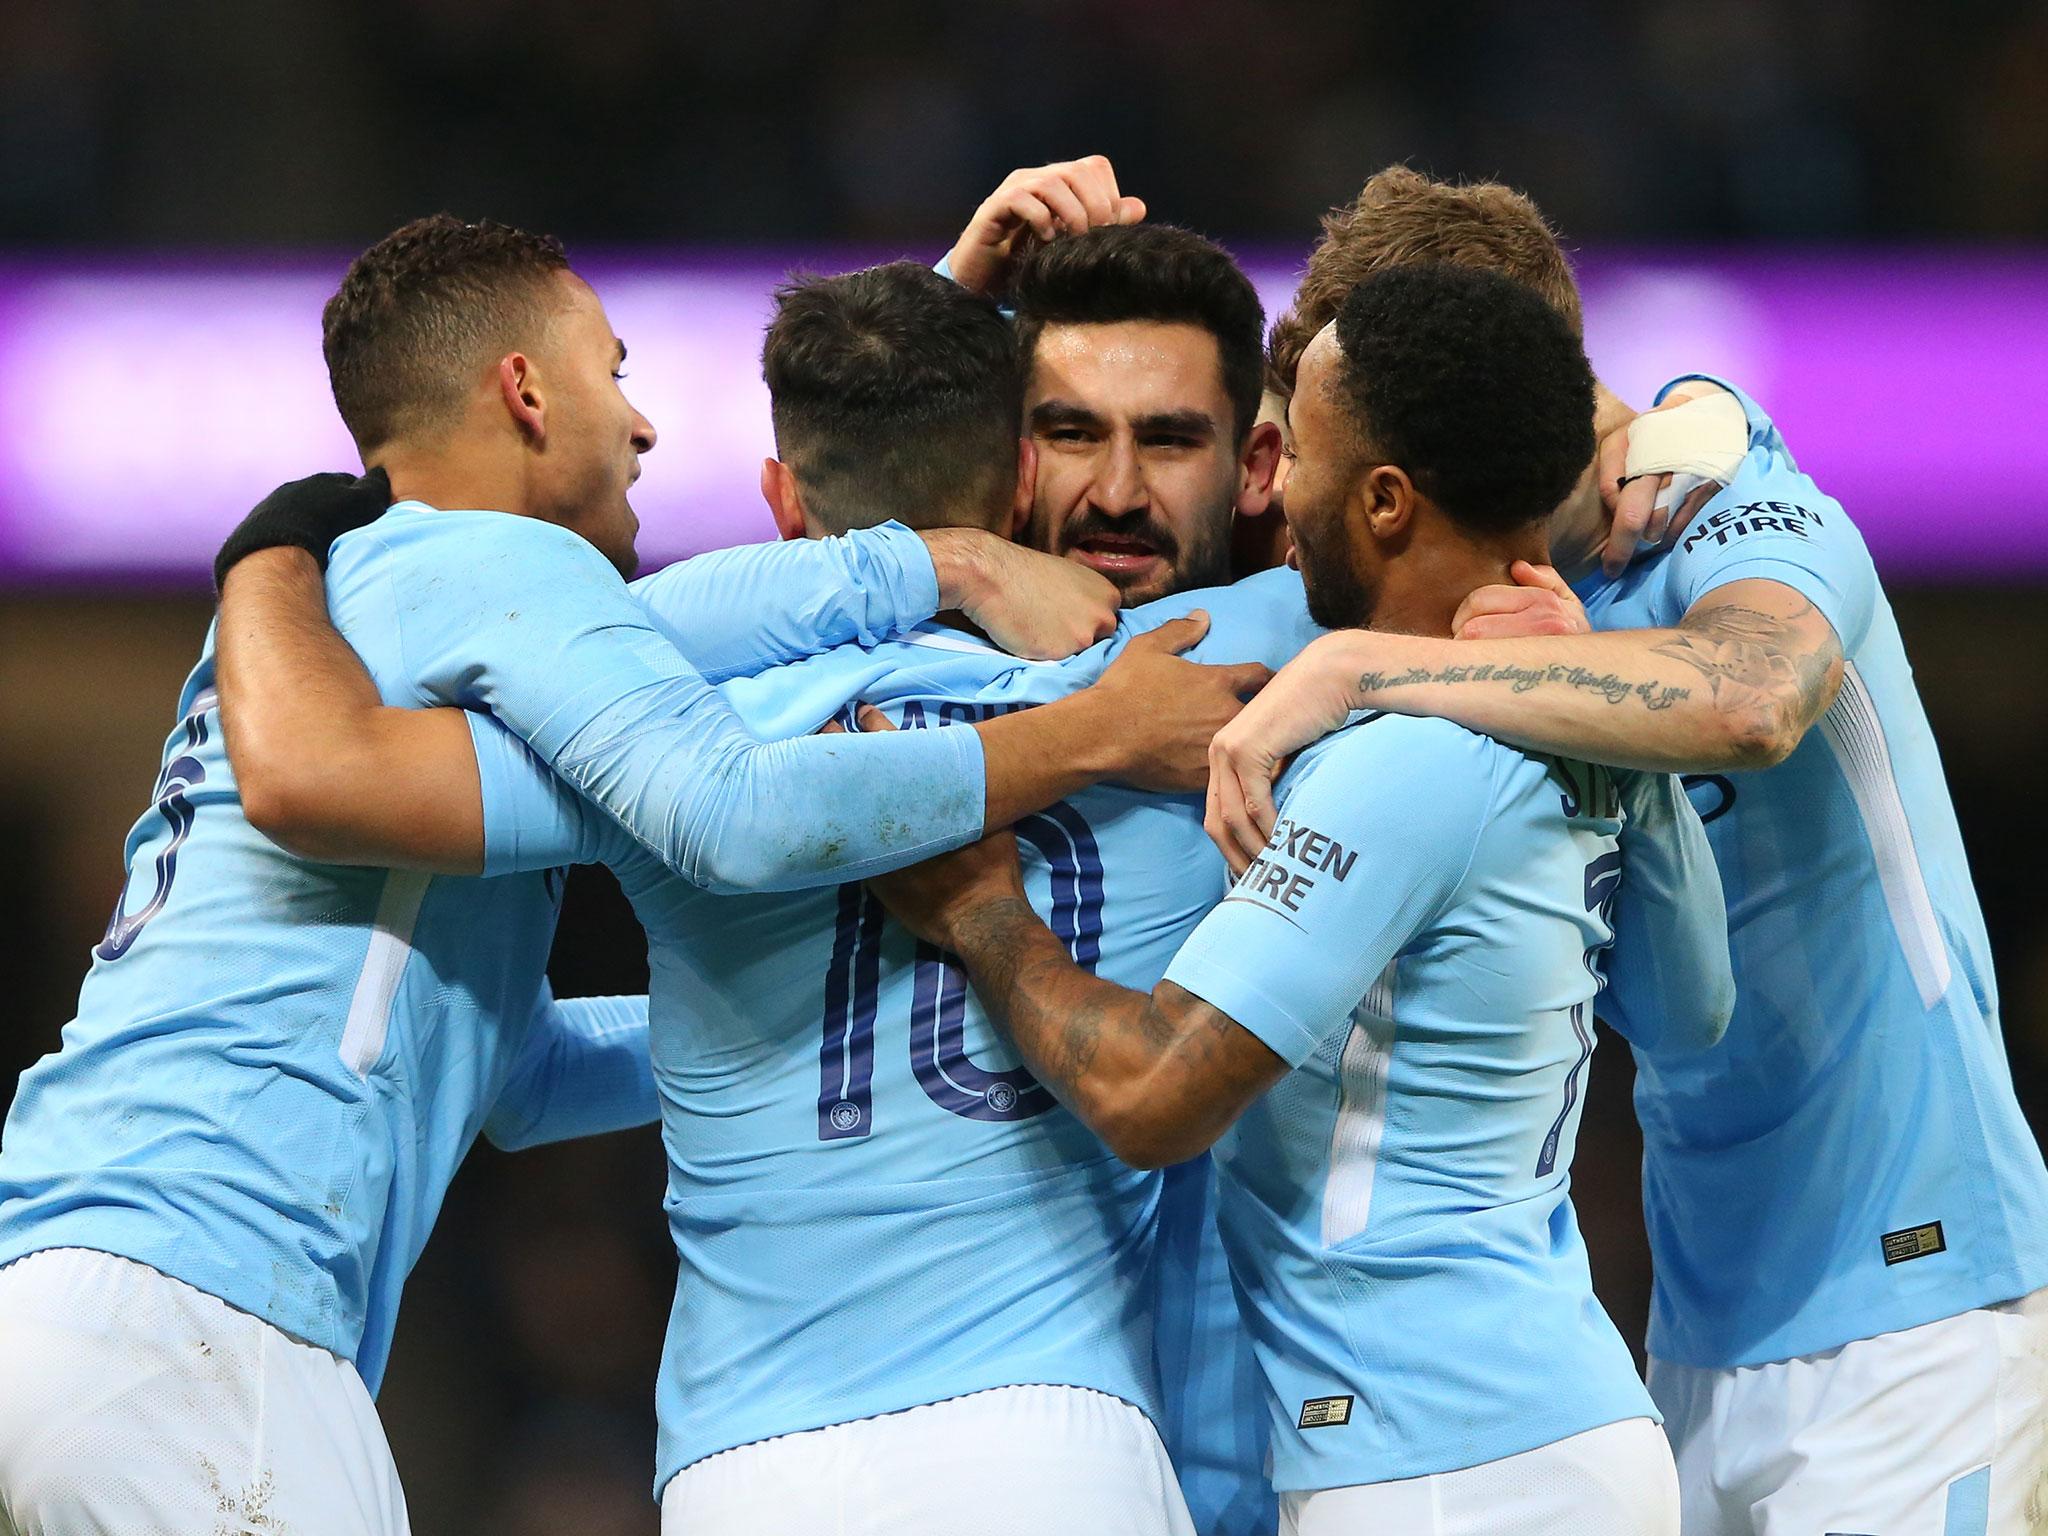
left=1575, top=381, right=2048, bottom=1368
left=1163, top=713, right=1731, bottom=1492
left=0, top=510, right=967, bottom=1390
left=469, top=565, right=1325, bottom=1503
left=1153, top=1154, right=1278, bottom=1536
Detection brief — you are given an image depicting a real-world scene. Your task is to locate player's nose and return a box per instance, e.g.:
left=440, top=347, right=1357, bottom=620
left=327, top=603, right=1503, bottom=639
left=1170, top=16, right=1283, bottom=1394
left=1092, top=441, right=1146, bottom=514
left=632, top=410, right=657, bottom=454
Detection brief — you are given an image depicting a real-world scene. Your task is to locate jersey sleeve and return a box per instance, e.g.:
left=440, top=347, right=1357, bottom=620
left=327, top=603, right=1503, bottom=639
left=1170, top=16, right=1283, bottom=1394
left=1664, top=447, right=1878, bottom=653
left=377, top=514, right=985, bottom=894
left=464, top=710, right=637, bottom=876
left=625, top=522, right=940, bottom=683
left=1596, top=770, right=1735, bottom=1054
left=1164, top=717, right=1493, bottom=1067
left=482, top=987, right=656, bottom=1151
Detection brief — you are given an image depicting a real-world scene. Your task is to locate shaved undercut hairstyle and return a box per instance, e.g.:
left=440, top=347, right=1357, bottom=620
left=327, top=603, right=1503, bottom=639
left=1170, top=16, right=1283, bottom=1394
left=763, top=261, right=1022, bottom=534
left=1332, top=263, right=1594, bottom=535
left=1269, top=166, right=1582, bottom=397
left=1010, top=224, right=1266, bottom=443
left=322, top=213, right=572, bottom=455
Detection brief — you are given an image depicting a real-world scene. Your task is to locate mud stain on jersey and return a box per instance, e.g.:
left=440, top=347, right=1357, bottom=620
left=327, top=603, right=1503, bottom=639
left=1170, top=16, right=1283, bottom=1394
left=201, top=1454, right=293, bottom=1535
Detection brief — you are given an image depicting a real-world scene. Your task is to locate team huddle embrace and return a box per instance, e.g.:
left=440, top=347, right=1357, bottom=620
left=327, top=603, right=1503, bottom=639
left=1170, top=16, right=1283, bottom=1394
left=0, top=157, right=2042, bottom=1536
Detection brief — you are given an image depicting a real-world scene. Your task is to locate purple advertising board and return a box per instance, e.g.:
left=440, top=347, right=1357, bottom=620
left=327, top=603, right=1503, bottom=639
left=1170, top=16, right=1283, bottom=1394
left=0, top=250, right=2042, bottom=584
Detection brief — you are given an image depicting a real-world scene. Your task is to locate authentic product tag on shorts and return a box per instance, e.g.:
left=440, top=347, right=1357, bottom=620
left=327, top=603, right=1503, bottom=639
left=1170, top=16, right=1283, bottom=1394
left=1881, top=1221, right=1947, bottom=1265
left=1298, top=1396, right=1353, bottom=1429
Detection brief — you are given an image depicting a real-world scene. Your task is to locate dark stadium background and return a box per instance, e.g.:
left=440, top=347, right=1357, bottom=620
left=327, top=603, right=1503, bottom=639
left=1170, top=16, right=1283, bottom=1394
left=3, top=4, right=2044, bottom=1531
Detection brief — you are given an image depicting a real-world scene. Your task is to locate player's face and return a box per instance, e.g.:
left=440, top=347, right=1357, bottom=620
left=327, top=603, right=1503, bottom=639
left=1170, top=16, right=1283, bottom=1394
left=535, top=273, right=657, bottom=578
left=1283, top=328, right=1378, bottom=630
left=1021, top=320, right=1242, bottom=606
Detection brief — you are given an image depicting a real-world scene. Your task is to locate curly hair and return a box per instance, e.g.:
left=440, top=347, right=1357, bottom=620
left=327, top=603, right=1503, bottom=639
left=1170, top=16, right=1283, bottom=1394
left=1269, top=166, right=1581, bottom=398
left=1330, top=263, right=1594, bottom=536
left=322, top=214, right=571, bottom=453
left=763, top=261, right=1022, bottom=533
left=1010, top=224, right=1266, bottom=443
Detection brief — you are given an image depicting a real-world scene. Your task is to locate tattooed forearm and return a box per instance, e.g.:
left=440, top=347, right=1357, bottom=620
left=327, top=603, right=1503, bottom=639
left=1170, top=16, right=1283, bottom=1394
left=949, top=896, right=1124, bottom=1098
left=1649, top=597, right=1843, bottom=747
left=943, top=901, right=1283, bottom=1165
left=1349, top=593, right=1840, bottom=759
left=1357, top=661, right=1694, bottom=711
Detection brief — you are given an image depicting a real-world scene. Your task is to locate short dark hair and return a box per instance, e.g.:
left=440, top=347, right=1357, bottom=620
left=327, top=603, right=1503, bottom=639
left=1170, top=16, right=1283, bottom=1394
left=763, top=261, right=1022, bottom=534
left=322, top=214, right=572, bottom=454
left=1268, top=166, right=1583, bottom=398
left=1330, top=263, right=1594, bottom=535
left=1010, top=225, right=1266, bottom=443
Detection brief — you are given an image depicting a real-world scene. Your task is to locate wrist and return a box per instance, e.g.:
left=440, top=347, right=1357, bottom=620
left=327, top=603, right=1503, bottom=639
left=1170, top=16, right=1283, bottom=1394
left=1042, top=683, right=1128, bottom=780
left=1311, top=629, right=1383, bottom=695
left=939, top=239, right=999, bottom=297
left=921, top=528, right=998, bottom=617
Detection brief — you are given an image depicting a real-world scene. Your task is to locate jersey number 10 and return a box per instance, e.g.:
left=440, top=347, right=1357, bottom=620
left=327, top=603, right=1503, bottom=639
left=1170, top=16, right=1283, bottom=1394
left=816, top=804, right=1104, bottom=1141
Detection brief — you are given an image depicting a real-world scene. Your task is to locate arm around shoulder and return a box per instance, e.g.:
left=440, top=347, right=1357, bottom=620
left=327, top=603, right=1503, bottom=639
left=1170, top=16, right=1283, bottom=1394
left=216, top=548, right=490, bottom=873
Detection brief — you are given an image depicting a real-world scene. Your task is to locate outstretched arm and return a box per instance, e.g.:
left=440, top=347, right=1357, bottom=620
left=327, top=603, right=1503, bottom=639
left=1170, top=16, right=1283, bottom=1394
left=220, top=543, right=1264, bottom=878
left=868, top=834, right=1286, bottom=1170
left=1206, top=576, right=1843, bottom=869
left=1378, top=575, right=1840, bottom=766
left=630, top=522, right=1121, bottom=674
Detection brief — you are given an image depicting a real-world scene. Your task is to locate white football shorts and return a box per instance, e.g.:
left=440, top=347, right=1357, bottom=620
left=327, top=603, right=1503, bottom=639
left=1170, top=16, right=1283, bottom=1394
left=1280, top=1416, right=1679, bottom=1536
left=660, top=1382, right=1197, bottom=1535
left=1648, top=1287, right=2048, bottom=1536
left=0, top=1247, right=410, bottom=1536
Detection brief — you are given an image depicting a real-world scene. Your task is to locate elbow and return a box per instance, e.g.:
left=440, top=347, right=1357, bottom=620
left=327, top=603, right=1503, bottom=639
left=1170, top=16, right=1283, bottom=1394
left=237, top=751, right=363, bottom=864
left=672, top=750, right=808, bottom=894
left=1718, top=704, right=1802, bottom=771
left=1658, top=973, right=1736, bottom=1054
left=1091, top=1093, right=1216, bottom=1172
left=688, top=839, right=788, bottom=896
left=238, top=762, right=330, bottom=857
left=687, top=787, right=875, bottom=894
left=1700, top=973, right=1737, bottom=1049
left=482, top=1115, right=543, bottom=1154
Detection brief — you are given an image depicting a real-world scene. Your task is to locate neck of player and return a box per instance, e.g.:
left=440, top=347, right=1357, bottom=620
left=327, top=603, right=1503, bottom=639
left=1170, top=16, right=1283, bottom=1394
left=370, top=436, right=541, bottom=524
left=1370, top=519, right=1553, bottom=640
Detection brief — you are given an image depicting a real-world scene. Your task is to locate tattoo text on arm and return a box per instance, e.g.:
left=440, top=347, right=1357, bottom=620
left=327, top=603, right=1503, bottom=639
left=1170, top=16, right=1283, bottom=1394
left=1352, top=596, right=1840, bottom=734
left=1356, top=660, right=1694, bottom=711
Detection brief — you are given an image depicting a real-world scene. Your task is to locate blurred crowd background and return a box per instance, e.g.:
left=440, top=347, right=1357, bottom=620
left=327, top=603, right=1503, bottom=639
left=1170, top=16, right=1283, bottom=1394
left=5, top=0, right=2047, bottom=248
left=3, top=3, right=2045, bottom=1532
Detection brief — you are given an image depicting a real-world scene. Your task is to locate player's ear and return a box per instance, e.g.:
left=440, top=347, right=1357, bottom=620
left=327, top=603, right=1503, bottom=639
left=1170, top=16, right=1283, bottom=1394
left=1234, top=419, right=1284, bottom=518
left=760, top=459, right=808, bottom=542
left=1008, top=438, right=1036, bottom=540
left=1357, top=463, right=1415, bottom=544
left=498, top=353, right=545, bottom=446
